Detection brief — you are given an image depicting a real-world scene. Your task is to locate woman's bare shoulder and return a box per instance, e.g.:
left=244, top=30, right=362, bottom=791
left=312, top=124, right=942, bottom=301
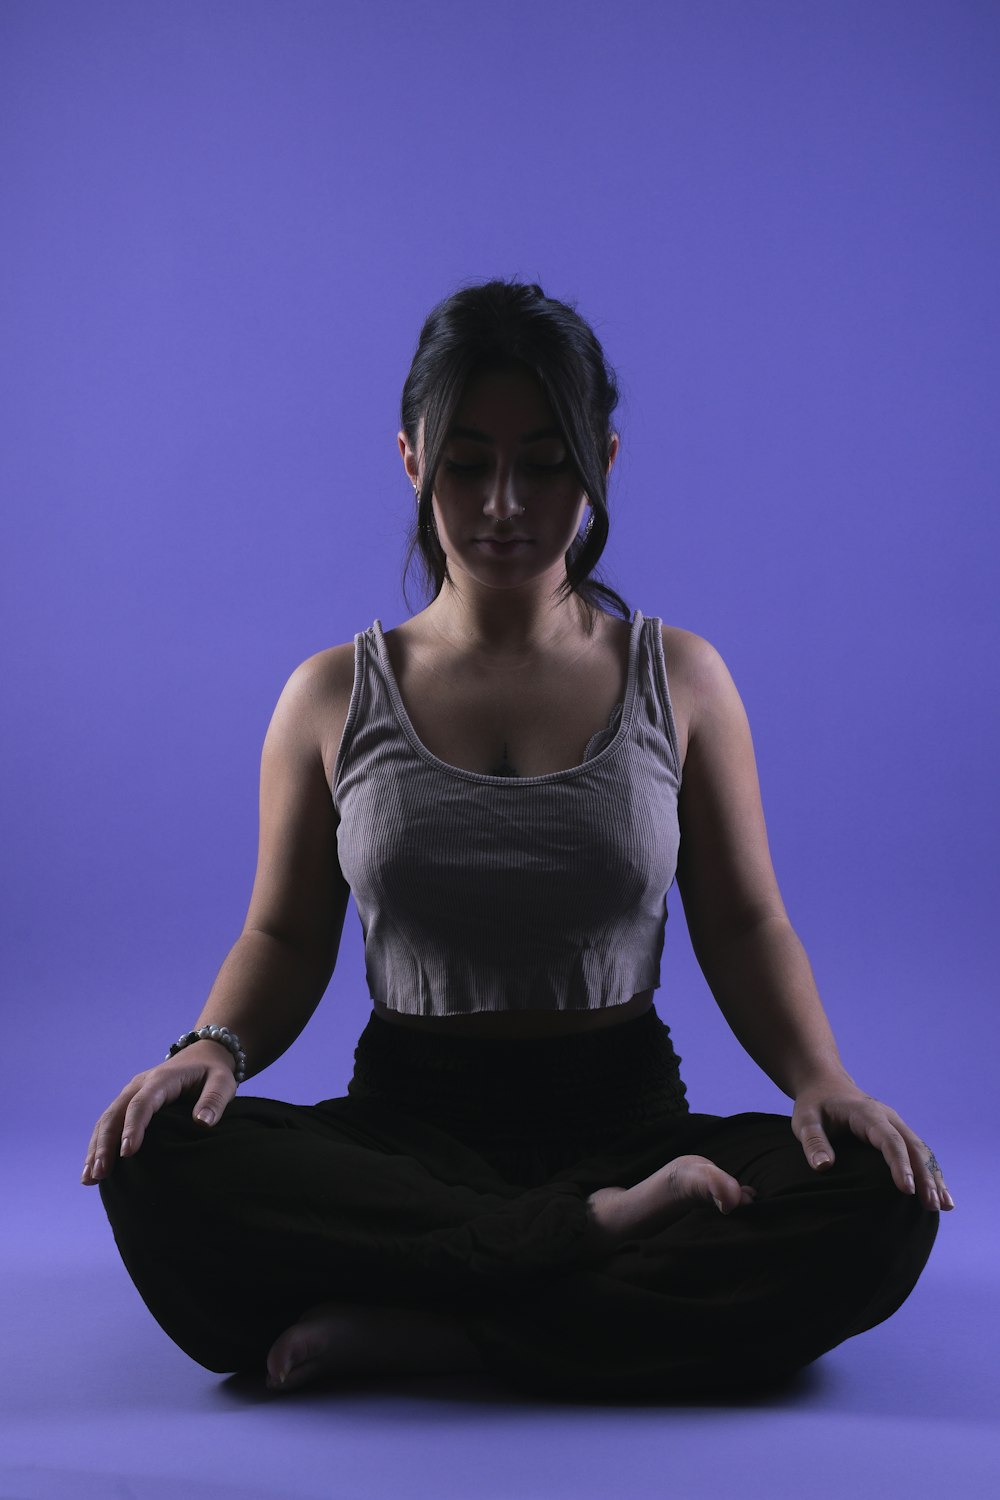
left=659, top=624, right=735, bottom=763
left=273, top=642, right=358, bottom=782
left=289, top=640, right=357, bottom=695
left=659, top=621, right=719, bottom=662
left=660, top=623, right=737, bottom=684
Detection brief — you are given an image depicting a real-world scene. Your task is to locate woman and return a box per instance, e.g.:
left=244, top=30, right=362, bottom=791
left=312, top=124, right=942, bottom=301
left=83, top=278, right=947, bottom=1400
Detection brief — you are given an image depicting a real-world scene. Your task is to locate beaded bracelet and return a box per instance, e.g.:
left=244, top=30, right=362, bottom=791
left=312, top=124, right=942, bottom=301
left=166, top=1025, right=247, bottom=1085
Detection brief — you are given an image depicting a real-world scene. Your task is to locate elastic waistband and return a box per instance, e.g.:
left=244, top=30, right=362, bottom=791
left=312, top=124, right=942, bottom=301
left=362, top=999, right=660, bottom=1055
left=347, top=1003, right=689, bottom=1144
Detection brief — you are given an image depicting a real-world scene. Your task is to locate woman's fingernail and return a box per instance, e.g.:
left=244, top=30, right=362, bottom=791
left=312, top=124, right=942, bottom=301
left=813, top=1154, right=831, bottom=1168
left=942, top=1189, right=955, bottom=1208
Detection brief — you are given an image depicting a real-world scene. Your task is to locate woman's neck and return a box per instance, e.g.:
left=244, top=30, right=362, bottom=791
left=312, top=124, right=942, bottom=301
left=422, top=590, right=596, bottom=661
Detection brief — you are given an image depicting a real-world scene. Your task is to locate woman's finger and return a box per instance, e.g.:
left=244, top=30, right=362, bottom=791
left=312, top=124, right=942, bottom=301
left=919, top=1139, right=954, bottom=1205
left=904, top=1130, right=954, bottom=1211
left=864, top=1112, right=952, bottom=1212
left=82, top=1056, right=237, bottom=1185
left=882, top=1115, right=953, bottom=1209
left=117, top=1069, right=193, bottom=1159
left=82, top=1081, right=143, bottom=1183
left=862, top=1114, right=917, bottom=1196
left=798, top=1121, right=835, bottom=1170
left=82, top=1071, right=162, bottom=1182
left=792, top=1088, right=954, bottom=1212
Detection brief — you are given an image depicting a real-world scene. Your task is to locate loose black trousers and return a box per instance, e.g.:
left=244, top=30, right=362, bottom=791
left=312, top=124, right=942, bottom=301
left=98, top=1005, right=938, bottom=1398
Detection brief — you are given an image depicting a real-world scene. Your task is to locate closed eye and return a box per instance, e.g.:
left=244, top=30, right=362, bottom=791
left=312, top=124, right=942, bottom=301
left=445, top=462, right=568, bottom=474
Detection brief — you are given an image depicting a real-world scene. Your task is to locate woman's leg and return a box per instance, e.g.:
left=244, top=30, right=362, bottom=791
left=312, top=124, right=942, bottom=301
left=98, top=1007, right=938, bottom=1397
left=97, top=1089, right=599, bottom=1376
left=457, top=1109, right=940, bottom=1398
left=261, top=1140, right=758, bottom=1390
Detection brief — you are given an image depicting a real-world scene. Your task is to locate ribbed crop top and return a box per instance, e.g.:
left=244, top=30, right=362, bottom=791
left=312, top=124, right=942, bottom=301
left=331, top=608, right=683, bottom=1017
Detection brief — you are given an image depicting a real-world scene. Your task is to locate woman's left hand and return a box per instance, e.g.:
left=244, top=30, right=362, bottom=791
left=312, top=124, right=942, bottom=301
left=791, top=1077, right=954, bottom=1212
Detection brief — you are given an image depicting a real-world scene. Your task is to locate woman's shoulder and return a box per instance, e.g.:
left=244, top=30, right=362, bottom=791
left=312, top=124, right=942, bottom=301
left=268, top=642, right=358, bottom=771
left=657, top=623, right=741, bottom=761
left=274, top=641, right=357, bottom=713
left=294, top=639, right=358, bottom=687
left=658, top=622, right=729, bottom=688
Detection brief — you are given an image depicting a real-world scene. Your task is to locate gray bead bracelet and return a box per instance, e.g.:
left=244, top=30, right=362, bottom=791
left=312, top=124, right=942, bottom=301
left=167, top=1024, right=246, bottom=1085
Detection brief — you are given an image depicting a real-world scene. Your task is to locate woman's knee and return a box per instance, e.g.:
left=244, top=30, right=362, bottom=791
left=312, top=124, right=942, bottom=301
left=821, top=1136, right=937, bottom=1239
left=832, top=1134, right=898, bottom=1190
left=819, top=1137, right=940, bottom=1320
left=97, top=1097, right=214, bottom=1221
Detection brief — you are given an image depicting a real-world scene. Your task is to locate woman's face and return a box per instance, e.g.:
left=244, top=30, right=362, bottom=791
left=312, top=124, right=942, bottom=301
left=399, top=363, right=618, bottom=588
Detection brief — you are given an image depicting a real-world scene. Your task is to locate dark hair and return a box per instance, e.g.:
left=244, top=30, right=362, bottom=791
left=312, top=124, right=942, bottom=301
left=399, top=277, right=632, bottom=629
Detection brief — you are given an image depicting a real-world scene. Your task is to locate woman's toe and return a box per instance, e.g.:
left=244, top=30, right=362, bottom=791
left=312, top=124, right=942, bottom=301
left=267, top=1357, right=322, bottom=1392
left=266, top=1325, right=317, bottom=1388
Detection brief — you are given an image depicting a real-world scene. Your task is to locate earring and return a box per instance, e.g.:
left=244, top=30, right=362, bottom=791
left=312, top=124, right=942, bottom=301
left=415, top=482, right=435, bottom=537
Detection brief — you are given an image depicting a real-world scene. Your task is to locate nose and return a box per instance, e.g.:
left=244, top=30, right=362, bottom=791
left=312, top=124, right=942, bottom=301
left=482, top=464, right=524, bottom=522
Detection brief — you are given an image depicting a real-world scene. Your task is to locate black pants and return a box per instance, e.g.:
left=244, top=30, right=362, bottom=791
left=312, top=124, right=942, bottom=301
left=98, top=1005, right=938, bottom=1398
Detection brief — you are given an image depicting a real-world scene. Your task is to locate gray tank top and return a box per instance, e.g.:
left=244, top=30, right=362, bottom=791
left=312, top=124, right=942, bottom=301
left=332, top=608, right=683, bottom=1017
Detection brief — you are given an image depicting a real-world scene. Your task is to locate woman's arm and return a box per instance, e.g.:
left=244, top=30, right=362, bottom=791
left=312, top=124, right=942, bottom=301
left=186, top=652, right=352, bottom=1082
left=673, top=633, right=845, bottom=1096
left=678, top=915, right=849, bottom=1098
left=82, top=654, right=353, bottom=1181
left=182, top=927, right=344, bottom=1085
left=671, top=633, right=952, bottom=1212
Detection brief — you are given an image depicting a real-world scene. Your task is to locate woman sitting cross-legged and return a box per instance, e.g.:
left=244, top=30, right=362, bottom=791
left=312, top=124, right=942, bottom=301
left=82, top=277, right=946, bottom=1399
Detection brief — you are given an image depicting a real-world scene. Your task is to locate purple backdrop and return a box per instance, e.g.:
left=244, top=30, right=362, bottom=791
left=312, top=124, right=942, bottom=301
left=2, top=1, right=996, bottom=1168
left=3, top=4, right=999, bottom=1496
left=3, top=0, right=995, bottom=1158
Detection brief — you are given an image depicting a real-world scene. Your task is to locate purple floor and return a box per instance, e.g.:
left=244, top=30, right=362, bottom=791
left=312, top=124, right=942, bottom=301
left=5, top=1129, right=996, bottom=1500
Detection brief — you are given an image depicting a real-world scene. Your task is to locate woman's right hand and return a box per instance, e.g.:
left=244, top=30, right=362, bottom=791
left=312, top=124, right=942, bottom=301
left=81, top=1040, right=238, bottom=1185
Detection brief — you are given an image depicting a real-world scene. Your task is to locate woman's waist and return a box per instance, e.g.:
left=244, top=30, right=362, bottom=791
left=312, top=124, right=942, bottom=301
left=349, top=996, right=688, bottom=1119
left=369, top=987, right=656, bottom=1040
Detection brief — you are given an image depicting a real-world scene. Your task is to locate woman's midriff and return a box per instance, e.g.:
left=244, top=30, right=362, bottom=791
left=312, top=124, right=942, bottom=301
left=370, top=987, right=656, bottom=1039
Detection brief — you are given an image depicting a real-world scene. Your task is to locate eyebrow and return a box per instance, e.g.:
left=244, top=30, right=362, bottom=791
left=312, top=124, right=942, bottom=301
left=445, top=424, right=563, bottom=445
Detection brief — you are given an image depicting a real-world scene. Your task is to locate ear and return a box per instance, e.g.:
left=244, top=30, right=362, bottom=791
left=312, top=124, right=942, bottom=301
left=607, top=431, right=620, bottom=475
left=398, top=430, right=419, bottom=487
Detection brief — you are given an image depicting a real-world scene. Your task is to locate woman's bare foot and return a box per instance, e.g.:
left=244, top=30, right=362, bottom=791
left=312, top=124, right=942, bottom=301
left=265, top=1302, right=486, bottom=1393
left=586, top=1154, right=757, bottom=1249
left=267, top=1156, right=755, bottom=1389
